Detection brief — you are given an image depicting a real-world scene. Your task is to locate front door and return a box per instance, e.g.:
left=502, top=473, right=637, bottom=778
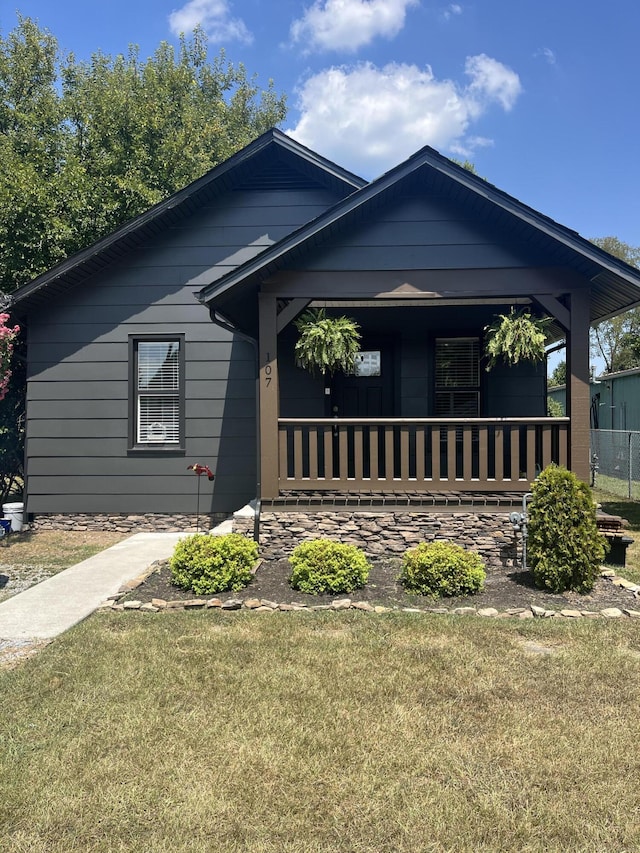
left=331, top=343, right=394, bottom=417
left=329, top=343, right=395, bottom=480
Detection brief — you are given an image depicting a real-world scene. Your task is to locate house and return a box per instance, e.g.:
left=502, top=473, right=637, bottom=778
left=10, top=128, right=640, bottom=563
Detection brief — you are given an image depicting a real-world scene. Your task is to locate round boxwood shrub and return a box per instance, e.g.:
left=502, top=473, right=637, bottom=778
left=399, top=541, right=486, bottom=597
left=170, top=533, right=258, bottom=595
left=289, top=539, right=371, bottom=594
left=527, top=464, right=606, bottom=593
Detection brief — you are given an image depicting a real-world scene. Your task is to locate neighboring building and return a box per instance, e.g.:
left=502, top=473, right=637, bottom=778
left=549, top=367, right=640, bottom=431
left=10, top=128, right=640, bottom=556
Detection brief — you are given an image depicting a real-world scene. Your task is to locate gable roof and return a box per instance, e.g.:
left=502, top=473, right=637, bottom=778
left=9, top=128, right=366, bottom=313
left=198, top=143, right=640, bottom=337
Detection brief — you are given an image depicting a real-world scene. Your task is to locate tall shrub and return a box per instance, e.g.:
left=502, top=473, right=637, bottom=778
left=527, top=465, right=606, bottom=593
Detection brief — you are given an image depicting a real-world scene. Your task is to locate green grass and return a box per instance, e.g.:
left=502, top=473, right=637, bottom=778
left=593, top=488, right=640, bottom=584
left=593, top=473, right=640, bottom=501
left=2, top=612, right=640, bottom=852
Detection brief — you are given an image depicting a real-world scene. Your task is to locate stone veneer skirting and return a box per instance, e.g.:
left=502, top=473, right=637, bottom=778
left=233, top=509, right=518, bottom=567
left=31, top=512, right=228, bottom=533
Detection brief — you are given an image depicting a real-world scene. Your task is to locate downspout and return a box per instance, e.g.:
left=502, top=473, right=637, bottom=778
left=207, top=308, right=261, bottom=544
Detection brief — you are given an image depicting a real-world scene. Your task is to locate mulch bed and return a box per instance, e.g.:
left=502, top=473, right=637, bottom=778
left=121, top=557, right=638, bottom=614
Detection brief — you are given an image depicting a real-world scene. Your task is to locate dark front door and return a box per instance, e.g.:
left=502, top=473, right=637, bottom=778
left=331, top=343, right=394, bottom=416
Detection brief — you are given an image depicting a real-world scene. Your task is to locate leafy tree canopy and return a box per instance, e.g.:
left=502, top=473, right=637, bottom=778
left=549, top=360, right=566, bottom=386
left=0, top=17, right=287, bottom=292
left=590, top=236, right=640, bottom=373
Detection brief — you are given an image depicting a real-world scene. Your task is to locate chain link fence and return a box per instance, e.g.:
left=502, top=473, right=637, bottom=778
left=590, top=429, right=640, bottom=499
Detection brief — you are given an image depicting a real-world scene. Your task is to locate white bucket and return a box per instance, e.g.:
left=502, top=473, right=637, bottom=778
left=2, top=502, right=24, bottom=533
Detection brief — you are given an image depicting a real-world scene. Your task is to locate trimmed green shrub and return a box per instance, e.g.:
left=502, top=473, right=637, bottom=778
left=289, top=540, right=371, bottom=594
left=399, top=541, right=486, bottom=597
left=527, top=464, right=606, bottom=593
left=170, top=533, right=258, bottom=595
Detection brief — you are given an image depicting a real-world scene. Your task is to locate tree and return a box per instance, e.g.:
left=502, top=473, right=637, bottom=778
left=0, top=17, right=287, bottom=293
left=549, top=360, right=566, bottom=386
left=590, top=237, right=640, bottom=373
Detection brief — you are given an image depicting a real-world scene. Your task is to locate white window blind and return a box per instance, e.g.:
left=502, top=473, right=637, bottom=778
left=136, top=341, right=181, bottom=444
left=435, top=338, right=480, bottom=417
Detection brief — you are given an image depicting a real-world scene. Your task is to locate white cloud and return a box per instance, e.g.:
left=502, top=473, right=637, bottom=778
left=534, top=47, right=556, bottom=65
left=287, top=57, right=522, bottom=176
left=290, top=0, right=418, bottom=54
left=442, top=3, right=463, bottom=21
left=168, top=0, right=252, bottom=44
left=465, top=54, right=522, bottom=111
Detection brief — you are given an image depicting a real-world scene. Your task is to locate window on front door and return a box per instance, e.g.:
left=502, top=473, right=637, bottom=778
left=434, top=337, right=480, bottom=416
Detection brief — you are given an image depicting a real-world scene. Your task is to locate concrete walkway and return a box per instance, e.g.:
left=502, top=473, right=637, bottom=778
left=0, top=528, right=229, bottom=641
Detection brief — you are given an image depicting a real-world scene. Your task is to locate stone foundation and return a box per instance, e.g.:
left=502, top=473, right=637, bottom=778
left=233, top=508, right=518, bottom=567
left=30, top=512, right=228, bottom=534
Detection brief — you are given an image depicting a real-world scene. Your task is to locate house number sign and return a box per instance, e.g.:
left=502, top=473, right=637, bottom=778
left=264, top=352, right=272, bottom=387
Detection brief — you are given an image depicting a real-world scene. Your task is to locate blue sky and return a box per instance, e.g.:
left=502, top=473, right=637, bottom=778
left=3, top=0, right=639, bottom=250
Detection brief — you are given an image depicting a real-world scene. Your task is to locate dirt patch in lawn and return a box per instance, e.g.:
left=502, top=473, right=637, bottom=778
left=123, top=556, right=638, bottom=614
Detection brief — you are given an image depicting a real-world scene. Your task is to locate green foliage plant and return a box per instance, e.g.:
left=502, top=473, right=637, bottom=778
left=294, top=308, right=361, bottom=377
left=484, top=307, right=550, bottom=371
left=528, top=464, right=606, bottom=593
left=289, top=539, right=371, bottom=594
left=547, top=398, right=564, bottom=417
left=170, top=533, right=258, bottom=595
left=399, top=541, right=486, bottom=597
left=549, top=360, right=567, bottom=387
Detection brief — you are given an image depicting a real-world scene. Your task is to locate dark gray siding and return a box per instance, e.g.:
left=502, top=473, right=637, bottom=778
left=276, top=306, right=547, bottom=420
left=297, top=195, right=549, bottom=272
left=25, top=186, right=341, bottom=516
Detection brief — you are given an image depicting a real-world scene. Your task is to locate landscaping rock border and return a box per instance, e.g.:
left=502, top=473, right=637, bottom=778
left=100, top=567, right=640, bottom=620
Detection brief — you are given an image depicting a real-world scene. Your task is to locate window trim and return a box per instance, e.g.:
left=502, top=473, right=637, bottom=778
left=128, top=334, right=186, bottom=454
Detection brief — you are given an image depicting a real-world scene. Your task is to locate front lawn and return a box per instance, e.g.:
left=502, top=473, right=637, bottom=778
left=1, top=612, right=640, bottom=852
left=593, top=489, right=640, bottom=585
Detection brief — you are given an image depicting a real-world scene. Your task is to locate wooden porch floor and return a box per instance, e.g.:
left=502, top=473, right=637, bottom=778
left=261, top=490, right=528, bottom=511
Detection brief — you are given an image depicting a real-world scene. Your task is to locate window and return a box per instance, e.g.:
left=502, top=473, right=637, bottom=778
left=129, top=336, right=184, bottom=451
left=434, top=338, right=480, bottom=416
left=354, top=350, right=381, bottom=377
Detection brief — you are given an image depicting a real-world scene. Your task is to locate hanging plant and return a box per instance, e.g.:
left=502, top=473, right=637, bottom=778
left=294, top=308, right=361, bottom=377
left=484, top=307, right=550, bottom=371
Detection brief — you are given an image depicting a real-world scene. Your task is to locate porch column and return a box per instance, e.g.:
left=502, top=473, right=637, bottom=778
left=567, top=289, right=591, bottom=483
left=258, top=293, right=279, bottom=499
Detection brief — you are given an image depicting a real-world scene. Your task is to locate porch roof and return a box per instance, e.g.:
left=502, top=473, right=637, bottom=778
left=198, top=143, right=640, bottom=338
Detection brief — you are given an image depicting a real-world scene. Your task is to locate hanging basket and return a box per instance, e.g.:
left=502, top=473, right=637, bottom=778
left=484, top=307, right=550, bottom=371
left=294, top=308, right=361, bottom=377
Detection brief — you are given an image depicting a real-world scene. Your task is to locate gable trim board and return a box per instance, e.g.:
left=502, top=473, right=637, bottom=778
left=9, top=128, right=640, bottom=523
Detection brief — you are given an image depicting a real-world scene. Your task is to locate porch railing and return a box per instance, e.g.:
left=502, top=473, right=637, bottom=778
left=278, top=418, right=569, bottom=492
